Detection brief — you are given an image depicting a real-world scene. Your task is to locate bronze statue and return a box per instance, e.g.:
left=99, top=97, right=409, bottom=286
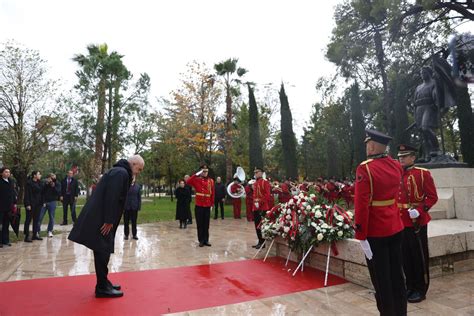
left=413, top=66, right=440, bottom=161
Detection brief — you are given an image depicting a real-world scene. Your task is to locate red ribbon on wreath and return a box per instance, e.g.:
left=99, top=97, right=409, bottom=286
left=325, top=204, right=353, bottom=257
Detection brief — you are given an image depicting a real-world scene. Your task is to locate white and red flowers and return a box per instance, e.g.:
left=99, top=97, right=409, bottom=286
left=260, top=191, right=354, bottom=253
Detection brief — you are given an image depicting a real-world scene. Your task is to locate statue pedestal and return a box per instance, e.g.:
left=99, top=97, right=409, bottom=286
left=274, top=219, right=474, bottom=289
left=429, top=167, right=474, bottom=220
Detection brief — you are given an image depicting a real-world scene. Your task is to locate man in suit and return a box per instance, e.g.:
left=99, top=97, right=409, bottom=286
left=354, top=129, right=407, bottom=316
left=0, top=167, right=17, bottom=247
left=60, top=170, right=80, bottom=225
left=68, top=155, right=144, bottom=298
left=214, top=176, right=226, bottom=220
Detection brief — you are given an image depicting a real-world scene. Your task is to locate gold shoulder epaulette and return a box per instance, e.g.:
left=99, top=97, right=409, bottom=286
left=360, top=159, right=373, bottom=165
left=414, top=167, right=428, bottom=171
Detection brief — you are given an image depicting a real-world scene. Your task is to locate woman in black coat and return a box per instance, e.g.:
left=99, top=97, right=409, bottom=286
left=0, top=167, right=17, bottom=247
left=123, top=181, right=141, bottom=240
left=24, top=170, right=43, bottom=242
left=175, top=179, right=191, bottom=229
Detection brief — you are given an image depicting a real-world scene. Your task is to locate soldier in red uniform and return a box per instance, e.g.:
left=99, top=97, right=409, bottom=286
left=230, top=178, right=243, bottom=219
left=354, top=130, right=406, bottom=316
left=186, top=164, right=215, bottom=247
left=397, top=144, right=438, bottom=304
left=341, top=178, right=355, bottom=209
left=244, top=182, right=254, bottom=222
left=252, top=167, right=271, bottom=249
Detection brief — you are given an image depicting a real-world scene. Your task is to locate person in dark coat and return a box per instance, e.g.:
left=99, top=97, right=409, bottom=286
left=24, top=170, right=43, bottom=242
left=38, top=173, right=61, bottom=238
left=68, top=155, right=144, bottom=298
left=175, top=179, right=192, bottom=229
left=60, top=170, right=80, bottom=225
left=214, top=176, right=226, bottom=219
left=123, top=181, right=142, bottom=240
left=184, top=174, right=193, bottom=224
left=0, top=167, right=17, bottom=247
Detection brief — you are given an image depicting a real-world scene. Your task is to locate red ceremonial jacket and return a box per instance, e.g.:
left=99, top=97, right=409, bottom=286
left=278, top=183, right=291, bottom=203
left=398, top=166, right=438, bottom=227
left=186, top=174, right=215, bottom=208
left=230, top=183, right=242, bottom=200
left=252, top=178, right=271, bottom=211
left=354, top=156, right=404, bottom=240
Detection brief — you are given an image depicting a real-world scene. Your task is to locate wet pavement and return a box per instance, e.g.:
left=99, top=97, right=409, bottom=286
left=1, top=219, right=473, bottom=315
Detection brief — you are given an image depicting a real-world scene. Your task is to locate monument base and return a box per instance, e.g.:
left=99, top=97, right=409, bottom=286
left=275, top=219, right=474, bottom=289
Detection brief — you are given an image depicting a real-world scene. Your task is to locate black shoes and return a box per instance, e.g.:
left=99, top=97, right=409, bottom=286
left=60, top=222, right=67, bottom=226
left=132, top=236, right=138, bottom=240
left=124, top=236, right=129, bottom=240
left=407, top=291, right=426, bottom=303
left=199, top=242, right=205, bottom=247
left=252, top=242, right=265, bottom=249
left=24, top=234, right=32, bottom=242
left=204, top=242, right=211, bottom=247
left=95, top=287, right=123, bottom=298
left=33, top=234, right=43, bottom=241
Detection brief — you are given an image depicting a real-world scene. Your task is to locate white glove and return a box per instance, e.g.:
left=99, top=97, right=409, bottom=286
left=408, top=208, right=420, bottom=219
left=196, top=169, right=203, bottom=176
left=359, top=240, right=373, bottom=260
left=254, top=202, right=259, bottom=209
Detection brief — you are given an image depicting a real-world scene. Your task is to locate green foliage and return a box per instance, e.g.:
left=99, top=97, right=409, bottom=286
left=279, top=83, right=298, bottom=179
left=248, top=84, right=264, bottom=172
left=0, top=41, right=62, bottom=199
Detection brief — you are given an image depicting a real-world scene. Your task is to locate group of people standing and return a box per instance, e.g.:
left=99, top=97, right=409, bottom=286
left=0, top=168, right=80, bottom=244
left=354, top=129, right=438, bottom=315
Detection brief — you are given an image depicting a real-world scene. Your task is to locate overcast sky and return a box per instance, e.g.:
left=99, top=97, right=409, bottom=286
left=1, top=0, right=342, bottom=136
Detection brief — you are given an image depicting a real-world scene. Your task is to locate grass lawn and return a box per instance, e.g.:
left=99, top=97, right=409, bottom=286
left=5, top=196, right=245, bottom=242
left=18, top=196, right=243, bottom=225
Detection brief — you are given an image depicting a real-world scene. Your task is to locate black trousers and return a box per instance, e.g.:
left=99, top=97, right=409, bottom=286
left=367, top=231, right=407, bottom=316
left=214, top=200, right=224, bottom=219
left=93, top=250, right=111, bottom=289
left=195, top=206, right=210, bottom=243
left=0, top=210, right=9, bottom=244
left=24, top=204, right=41, bottom=237
left=62, top=195, right=77, bottom=224
left=402, top=225, right=430, bottom=296
left=124, top=209, right=138, bottom=237
left=186, top=203, right=193, bottom=223
left=253, top=210, right=265, bottom=243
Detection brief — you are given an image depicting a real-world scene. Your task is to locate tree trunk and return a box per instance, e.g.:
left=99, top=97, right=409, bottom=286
left=225, top=84, right=233, bottom=183
left=349, top=82, right=366, bottom=166
left=94, top=78, right=106, bottom=178
left=373, top=29, right=395, bottom=141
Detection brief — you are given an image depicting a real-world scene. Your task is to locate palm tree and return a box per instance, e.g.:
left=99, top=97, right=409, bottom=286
left=214, top=58, right=247, bottom=182
left=73, top=44, right=109, bottom=178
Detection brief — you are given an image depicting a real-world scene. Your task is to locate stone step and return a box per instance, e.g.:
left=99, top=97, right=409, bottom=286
left=430, top=208, right=447, bottom=220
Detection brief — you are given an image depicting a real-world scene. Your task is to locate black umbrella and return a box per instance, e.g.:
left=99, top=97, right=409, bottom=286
left=8, top=205, right=21, bottom=238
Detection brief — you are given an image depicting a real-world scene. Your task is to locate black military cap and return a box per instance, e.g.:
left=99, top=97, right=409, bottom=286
left=364, top=129, right=392, bottom=145
left=397, top=144, right=417, bottom=157
left=199, top=164, right=209, bottom=170
left=254, top=167, right=264, bottom=173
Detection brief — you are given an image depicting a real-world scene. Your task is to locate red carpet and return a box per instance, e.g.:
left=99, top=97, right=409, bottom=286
left=0, top=257, right=346, bottom=315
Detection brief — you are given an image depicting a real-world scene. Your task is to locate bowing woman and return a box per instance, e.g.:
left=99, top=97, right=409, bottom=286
left=175, top=180, right=191, bottom=229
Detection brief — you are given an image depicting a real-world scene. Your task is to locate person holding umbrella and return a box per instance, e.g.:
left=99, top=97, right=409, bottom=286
left=0, top=167, right=17, bottom=247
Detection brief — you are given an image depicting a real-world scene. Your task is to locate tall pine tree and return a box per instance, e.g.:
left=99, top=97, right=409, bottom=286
left=456, top=86, right=474, bottom=166
left=279, top=83, right=298, bottom=180
left=248, top=84, right=264, bottom=172
left=349, top=82, right=366, bottom=165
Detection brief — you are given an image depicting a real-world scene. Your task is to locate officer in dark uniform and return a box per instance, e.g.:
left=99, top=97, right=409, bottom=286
left=354, top=130, right=407, bottom=316
left=397, top=144, right=438, bottom=303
